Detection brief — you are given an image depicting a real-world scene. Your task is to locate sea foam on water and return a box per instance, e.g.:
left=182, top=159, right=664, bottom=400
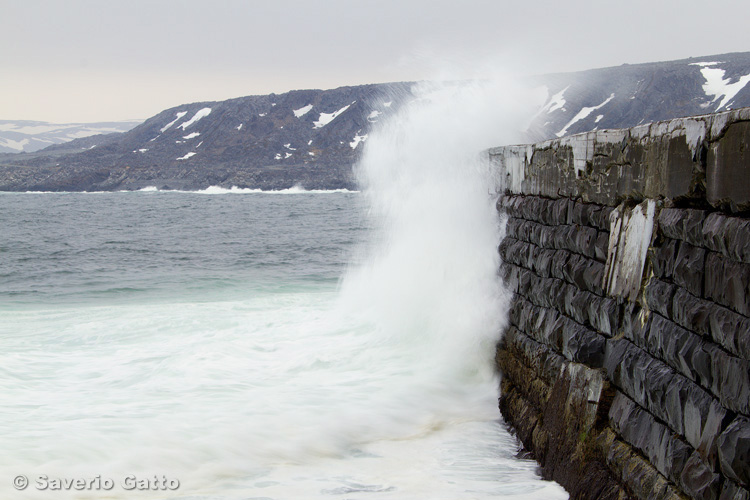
left=0, top=76, right=566, bottom=499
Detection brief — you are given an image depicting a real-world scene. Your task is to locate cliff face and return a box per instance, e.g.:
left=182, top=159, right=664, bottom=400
left=2, top=52, right=750, bottom=192
left=491, top=108, right=750, bottom=500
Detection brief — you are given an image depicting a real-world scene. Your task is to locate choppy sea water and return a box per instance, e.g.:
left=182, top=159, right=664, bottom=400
left=0, top=79, right=567, bottom=500
left=0, top=190, right=565, bottom=500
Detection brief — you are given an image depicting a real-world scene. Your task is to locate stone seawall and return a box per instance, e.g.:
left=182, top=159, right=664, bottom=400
left=489, top=108, right=750, bottom=500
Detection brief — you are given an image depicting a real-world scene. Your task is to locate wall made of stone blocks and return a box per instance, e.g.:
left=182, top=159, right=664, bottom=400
left=492, top=109, right=750, bottom=500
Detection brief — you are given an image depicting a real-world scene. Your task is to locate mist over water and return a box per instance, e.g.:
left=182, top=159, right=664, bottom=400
left=0, top=78, right=566, bottom=499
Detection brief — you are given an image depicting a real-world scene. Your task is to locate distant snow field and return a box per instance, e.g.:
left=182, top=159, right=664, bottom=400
left=0, top=119, right=142, bottom=153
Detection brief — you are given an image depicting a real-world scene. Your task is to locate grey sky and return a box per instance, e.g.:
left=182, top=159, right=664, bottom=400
left=2, top=0, right=748, bottom=122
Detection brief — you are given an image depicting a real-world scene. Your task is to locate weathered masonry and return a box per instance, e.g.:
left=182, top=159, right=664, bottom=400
left=490, top=108, right=750, bottom=500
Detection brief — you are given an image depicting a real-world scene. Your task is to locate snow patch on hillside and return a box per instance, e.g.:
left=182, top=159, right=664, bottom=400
left=178, top=108, right=212, bottom=130
left=556, top=93, right=615, bottom=137
left=294, top=104, right=313, bottom=117
left=350, top=133, right=368, bottom=149
left=313, top=103, right=354, bottom=128
left=161, top=112, right=187, bottom=132
left=699, top=66, right=750, bottom=110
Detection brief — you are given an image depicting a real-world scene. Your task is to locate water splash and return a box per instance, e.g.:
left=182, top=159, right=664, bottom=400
left=340, top=77, right=537, bottom=380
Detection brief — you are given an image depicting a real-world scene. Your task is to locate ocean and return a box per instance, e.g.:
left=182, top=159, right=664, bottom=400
left=0, top=81, right=567, bottom=499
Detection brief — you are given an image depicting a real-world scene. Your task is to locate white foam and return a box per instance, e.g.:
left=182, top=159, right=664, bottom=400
left=176, top=152, right=197, bottom=160
left=183, top=132, right=200, bottom=140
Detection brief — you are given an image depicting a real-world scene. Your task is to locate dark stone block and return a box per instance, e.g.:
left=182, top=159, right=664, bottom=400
left=707, top=120, right=750, bottom=212
left=552, top=225, right=571, bottom=250
left=588, top=295, right=621, bottom=337
left=670, top=286, right=750, bottom=360
left=551, top=198, right=569, bottom=225
left=563, top=321, right=606, bottom=367
left=709, top=304, right=750, bottom=360
left=689, top=343, right=716, bottom=393
left=673, top=241, right=706, bottom=297
left=708, top=347, right=750, bottom=415
left=571, top=201, right=597, bottom=227
left=551, top=250, right=571, bottom=281
left=658, top=208, right=707, bottom=247
left=609, top=391, right=692, bottom=483
left=705, top=252, right=750, bottom=316
left=534, top=248, right=557, bottom=278
left=538, top=223, right=555, bottom=249
left=717, top=416, right=750, bottom=486
left=604, top=338, right=630, bottom=384
left=723, top=216, right=750, bottom=265
left=645, top=315, right=693, bottom=380
left=719, top=481, right=750, bottom=500
left=679, top=451, right=722, bottom=500
left=582, top=258, right=605, bottom=296
left=645, top=279, right=677, bottom=319
left=573, top=225, right=598, bottom=259
left=516, top=267, right=533, bottom=297
left=672, top=287, right=712, bottom=339
left=651, top=238, right=680, bottom=280
left=508, top=294, right=524, bottom=327
left=505, top=217, right=524, bottom=241
left=622, top=304, right=651, bottom=346
left=563, top=286, right=590, bottom=325
left=591, top=206, right=614, bottom=231
left=702, top=213, right=729, bottom=257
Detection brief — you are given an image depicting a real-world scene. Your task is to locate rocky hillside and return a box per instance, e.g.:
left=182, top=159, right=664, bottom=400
left=1, top=52, right=749, bottom=191
left=0, top=83, right=414, bottom=191
left=527, top=51, right=750, bottom=141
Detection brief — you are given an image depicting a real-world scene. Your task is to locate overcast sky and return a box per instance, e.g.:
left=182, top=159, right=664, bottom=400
left=2, top=0, right=748, bottom=122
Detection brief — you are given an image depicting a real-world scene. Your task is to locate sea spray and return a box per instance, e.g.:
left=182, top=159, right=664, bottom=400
left=340, top=77, right=538, bottom=380
left=0, top=77, right=568, bottom=499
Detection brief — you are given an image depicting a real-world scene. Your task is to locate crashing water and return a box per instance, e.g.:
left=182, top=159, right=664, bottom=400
left=0, top=79, right=567, bottom=499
